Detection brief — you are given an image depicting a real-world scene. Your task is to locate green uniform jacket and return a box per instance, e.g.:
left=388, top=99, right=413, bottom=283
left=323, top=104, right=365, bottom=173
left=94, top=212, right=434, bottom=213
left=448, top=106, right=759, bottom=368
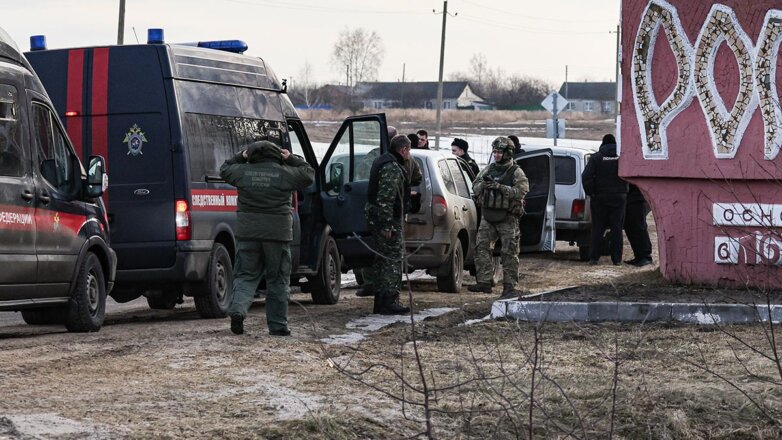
left=368, top=161, right=406, bottom=231
left=220, top=149, right=314, bottom=241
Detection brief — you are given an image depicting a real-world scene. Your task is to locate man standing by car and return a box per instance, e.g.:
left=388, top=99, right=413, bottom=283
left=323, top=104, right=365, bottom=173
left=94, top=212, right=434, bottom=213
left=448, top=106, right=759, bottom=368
left=450, top=138, right=480, bottom=176
left=468, top=137, right=529, bottom=297
left=624, top=184, right=653, bottom=267
left=416, top=129, right=430, bottom=149
left=581, top=134, right=628, bottom=265
left=220, top=141, right=315, bottom=336
left=365, top=135, right=412, bottom=315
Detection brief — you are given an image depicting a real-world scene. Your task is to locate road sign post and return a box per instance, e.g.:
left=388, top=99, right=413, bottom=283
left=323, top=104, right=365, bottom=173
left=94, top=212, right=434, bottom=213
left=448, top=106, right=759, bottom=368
left=542, top=91, right=569, bottom=145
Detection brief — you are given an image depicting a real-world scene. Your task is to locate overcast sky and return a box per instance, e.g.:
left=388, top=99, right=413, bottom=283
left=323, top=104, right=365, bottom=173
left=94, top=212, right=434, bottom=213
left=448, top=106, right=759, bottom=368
left=2, top=0, right=620, bottom=90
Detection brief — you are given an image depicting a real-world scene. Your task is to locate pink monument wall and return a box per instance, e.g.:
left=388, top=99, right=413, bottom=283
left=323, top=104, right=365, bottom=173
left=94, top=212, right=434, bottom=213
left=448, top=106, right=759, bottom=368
left=621, top=0, right=782, bottom=288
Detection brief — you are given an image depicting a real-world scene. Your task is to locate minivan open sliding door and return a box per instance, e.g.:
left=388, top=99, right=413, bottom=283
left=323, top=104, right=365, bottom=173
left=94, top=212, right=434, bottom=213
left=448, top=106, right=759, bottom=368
left=516, top=149, right=556, bottom=252
left=319, top=114, right=387, bottom=267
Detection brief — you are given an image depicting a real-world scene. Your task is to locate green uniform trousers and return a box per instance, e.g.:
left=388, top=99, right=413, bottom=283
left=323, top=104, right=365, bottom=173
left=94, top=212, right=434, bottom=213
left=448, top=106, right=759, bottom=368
left=228, top=240, right=292, bottom=332
left=475, top=216, right=520, bottom=286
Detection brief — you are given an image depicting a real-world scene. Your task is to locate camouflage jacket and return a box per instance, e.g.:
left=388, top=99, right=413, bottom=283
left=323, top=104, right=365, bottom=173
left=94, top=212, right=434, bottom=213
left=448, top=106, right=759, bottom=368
left=366, top=159, right=406, bottom=230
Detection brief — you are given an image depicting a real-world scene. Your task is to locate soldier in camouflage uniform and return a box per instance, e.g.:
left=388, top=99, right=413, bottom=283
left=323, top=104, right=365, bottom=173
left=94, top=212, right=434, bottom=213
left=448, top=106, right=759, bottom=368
left=468, top=137, right=530, bottom=298
left=220, top=141, right=315, bottom=336
left=364, top=135, right=412, bottom=314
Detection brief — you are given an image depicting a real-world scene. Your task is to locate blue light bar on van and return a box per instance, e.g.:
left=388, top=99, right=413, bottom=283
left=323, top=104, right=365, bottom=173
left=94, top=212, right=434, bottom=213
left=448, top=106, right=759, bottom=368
left=147, top=28, right=165, bottom=44
left=30, top=35, right=47, bottom=51
left=196, top=40, right=248, bottom=53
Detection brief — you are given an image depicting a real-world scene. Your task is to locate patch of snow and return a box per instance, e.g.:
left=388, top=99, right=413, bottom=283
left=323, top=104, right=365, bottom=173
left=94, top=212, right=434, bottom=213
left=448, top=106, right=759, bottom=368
left=321, top=307, right=456, bottom=345
left=3, top=413, right=121, bottom=439
left=460, top=314, right=492, bottom=326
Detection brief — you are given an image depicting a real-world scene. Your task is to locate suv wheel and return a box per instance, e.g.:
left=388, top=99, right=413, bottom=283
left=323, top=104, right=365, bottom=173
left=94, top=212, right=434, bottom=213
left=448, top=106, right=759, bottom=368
left=309, top=237, right=341, bottom=304
left=65, top=252, right=107, bottom=332
left=21, top=308, right=66, bottom=325
left=437, top=240, right=464, bottom=293
left=193, top=243, right=233, bottom=318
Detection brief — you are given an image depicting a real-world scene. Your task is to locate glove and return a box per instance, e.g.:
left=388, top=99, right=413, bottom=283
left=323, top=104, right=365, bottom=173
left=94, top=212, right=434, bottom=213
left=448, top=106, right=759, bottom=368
left=499, top=185, right=511, bottom=196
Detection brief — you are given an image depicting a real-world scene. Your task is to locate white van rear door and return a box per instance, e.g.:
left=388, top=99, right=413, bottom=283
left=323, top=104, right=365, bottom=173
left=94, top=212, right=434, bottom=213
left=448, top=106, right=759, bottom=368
left=516, top=149, right=556, bottom=253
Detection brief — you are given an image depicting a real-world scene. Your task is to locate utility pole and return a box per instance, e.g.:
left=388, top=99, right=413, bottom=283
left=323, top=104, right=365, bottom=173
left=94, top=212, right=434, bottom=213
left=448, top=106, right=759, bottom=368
left=117, top=0, right=126, bottom=45
left=565, top=65, right=569, bottom=107
left=434, top=1, right=454, bottom=150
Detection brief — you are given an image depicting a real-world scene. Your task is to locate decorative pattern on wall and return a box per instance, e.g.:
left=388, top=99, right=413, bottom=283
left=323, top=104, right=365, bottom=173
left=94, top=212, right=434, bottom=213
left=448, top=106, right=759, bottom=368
left=632, top=1, right=782, bottom=160
left=755, top=11, right=782, bottom=161
left=694, top=6, right=757, bottom=159
left=631, top=0, right=693, bottom=159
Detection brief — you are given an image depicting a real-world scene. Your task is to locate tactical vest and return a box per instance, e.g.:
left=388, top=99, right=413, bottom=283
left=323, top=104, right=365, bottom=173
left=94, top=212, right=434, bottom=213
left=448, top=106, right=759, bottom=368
left=481, top=163, right=523, bottom=222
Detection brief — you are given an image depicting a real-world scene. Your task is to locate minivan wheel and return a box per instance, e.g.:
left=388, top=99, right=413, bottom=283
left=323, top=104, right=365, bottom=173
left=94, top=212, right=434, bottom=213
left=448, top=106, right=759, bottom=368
left=193, top=243, right=233, bottom=318
left=21, top=308, right=66, bottom=325
left=65, top=252, right=107, bottom=332
left=437, top=240, right=464, bottom=293
left=309, top=237, right=341, bottom=305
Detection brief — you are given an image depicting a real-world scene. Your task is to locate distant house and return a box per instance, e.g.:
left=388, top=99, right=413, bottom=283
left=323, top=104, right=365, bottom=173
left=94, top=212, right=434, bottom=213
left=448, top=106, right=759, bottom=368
left=559, top=81, right=616, bottom=114
left=357, top=81, right=493, bottom=110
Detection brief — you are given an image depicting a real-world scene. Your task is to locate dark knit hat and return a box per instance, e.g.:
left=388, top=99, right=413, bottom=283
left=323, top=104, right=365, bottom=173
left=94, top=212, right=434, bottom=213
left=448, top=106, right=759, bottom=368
left=246, top=141, right=282, bottom=163
left=602, top=134, right=617, bottom=145
left=451, top=138, right=469, bottom=152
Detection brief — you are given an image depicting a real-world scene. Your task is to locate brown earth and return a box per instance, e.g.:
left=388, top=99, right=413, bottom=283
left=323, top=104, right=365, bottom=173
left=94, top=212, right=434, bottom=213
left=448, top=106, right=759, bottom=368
left=1, top=194, right=780, bottom=438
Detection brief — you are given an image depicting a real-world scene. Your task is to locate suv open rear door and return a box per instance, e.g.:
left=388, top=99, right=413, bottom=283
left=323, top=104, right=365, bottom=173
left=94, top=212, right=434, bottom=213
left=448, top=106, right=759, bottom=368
left=516, top=149, right=556, bottom=252
left=320, top=114, right=387, bottom=267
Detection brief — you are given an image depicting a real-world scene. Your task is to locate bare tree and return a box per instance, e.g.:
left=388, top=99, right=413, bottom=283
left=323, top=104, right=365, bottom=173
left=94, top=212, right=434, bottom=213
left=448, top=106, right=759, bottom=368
left=469, top=53, right=489, bottom=91
left=297, top=60, right=316, bottom=108
left=331, top=28, right=384, bottom=88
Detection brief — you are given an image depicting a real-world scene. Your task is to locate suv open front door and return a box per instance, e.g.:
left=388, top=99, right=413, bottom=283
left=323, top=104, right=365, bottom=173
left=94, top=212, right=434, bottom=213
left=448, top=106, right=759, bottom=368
left=320, top=114, right=387, bottom=268
left=516, top=149, right=556, bottom=252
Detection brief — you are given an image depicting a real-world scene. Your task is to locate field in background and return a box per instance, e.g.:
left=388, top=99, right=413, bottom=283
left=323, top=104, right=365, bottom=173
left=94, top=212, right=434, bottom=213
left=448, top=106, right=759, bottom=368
left=300, top=109, right=616, bottom=145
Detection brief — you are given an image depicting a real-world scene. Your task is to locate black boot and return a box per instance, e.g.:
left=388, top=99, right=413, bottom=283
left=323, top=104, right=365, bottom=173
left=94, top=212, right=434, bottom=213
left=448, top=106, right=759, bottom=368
left=500, top=283, right=519, bottom=299
left=230, top=314, right=244, bottom=335
left=356, top=284, right=374, bottom=297
left=468, top=283, right=493, bottom=293
left=378, top=292, right=410, bottom=315
left=373, top=293, right=382, bottom=314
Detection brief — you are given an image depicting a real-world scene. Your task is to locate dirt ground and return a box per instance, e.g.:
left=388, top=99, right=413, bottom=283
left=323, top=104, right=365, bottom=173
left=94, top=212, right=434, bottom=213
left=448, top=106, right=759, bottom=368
left=1, top=218, right=781, bottom=439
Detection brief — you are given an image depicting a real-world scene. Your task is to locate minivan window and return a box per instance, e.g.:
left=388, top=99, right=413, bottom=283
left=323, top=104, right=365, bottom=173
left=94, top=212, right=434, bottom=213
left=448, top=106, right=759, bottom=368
left=446, top=159, right=471, bottom=199
left=0, top=84, right=23, bottom=177
left=438, top=160, right=456, bottom=195
left=185, top=113, right=284, bottom=181
left=554, top=156, right=576, bottom=185
left=33, top=103, right=75, bottom=192
left=334, top=119, right=382, bottom=182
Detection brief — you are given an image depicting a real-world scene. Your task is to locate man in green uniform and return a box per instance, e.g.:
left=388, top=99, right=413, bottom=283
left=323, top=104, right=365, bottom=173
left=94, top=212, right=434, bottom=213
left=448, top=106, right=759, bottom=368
left=468, top=137, right=529, bottom=298
left=365, top=134, right=412, bottom=314
left=220, top=141, right=315, bottom=336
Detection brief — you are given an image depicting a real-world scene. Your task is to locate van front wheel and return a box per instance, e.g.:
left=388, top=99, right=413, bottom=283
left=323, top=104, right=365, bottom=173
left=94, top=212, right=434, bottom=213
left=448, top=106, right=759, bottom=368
left=193, top=244, right=233, bottom=318
left=309, top=237, right=341, bottom=305
left=65, top=252, right=107, bottom=332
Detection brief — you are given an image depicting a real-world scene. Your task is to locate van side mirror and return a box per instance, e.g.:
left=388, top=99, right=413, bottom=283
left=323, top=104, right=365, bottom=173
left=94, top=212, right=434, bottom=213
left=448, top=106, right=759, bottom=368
left=87, top=155, right=108, bottom=198
left=328, top=162, right=344, bottom=191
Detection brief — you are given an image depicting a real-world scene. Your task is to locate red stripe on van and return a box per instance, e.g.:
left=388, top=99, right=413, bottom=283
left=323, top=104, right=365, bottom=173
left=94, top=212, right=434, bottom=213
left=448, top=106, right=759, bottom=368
left=92, top=47, right=110, bottom=208
left=65, top=49, right=84, bottom=157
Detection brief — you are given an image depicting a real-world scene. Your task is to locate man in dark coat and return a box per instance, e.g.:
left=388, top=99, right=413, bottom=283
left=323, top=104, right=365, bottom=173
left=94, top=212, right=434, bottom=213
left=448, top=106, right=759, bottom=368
left=624, top=184, right=653, bottom=267
left=451, top=138, right=480, bottom=177
left=220, top=141, right=315, bottom=336
left=364, top=135, right=412, bottom=314
left=581, top=134, right=628, bottom=265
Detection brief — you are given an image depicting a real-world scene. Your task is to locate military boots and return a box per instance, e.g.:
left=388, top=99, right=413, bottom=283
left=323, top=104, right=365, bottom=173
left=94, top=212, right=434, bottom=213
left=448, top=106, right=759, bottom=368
left=377, top=292, right=410, bottom=315
left=500, top=283, right=520, bottom=299
left=468, top=283, right=493, bottom=293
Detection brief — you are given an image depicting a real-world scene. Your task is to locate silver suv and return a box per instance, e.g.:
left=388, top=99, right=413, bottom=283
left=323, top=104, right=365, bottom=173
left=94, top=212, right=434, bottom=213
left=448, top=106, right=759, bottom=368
left=517, top=144, right=599, bottom=260
left=406, top=149, right=557, bottom=291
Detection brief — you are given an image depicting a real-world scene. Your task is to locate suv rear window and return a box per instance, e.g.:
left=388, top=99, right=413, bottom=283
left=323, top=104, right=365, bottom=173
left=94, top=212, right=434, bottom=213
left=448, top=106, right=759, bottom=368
left=554, top=156, right=576, bottom=185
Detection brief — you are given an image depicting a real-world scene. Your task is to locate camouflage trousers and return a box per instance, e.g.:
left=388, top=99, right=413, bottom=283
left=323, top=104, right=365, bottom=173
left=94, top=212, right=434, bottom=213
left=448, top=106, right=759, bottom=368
left=366, top=212, right=404, bottom=297
left=474, top=216, right=520, bottom=286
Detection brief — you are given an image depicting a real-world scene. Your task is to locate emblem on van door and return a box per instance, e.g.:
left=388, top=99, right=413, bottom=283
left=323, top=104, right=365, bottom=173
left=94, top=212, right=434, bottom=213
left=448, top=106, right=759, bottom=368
left=123, top=124, right=147, bottom=156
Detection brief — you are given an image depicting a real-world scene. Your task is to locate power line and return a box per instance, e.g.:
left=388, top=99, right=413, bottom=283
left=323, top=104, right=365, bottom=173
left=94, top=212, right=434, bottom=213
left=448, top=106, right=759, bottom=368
left=459, top=0, right=615, bottom=25
left=221, top=0, right=428, bottom=15
left=459, top=15, right=609, bottom=35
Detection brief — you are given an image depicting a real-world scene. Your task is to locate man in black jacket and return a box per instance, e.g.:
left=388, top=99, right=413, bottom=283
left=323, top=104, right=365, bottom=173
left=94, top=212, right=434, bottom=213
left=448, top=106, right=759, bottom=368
left=624, top=184, right=653, bottom=267
left=581, top=134, right=628, bottom=265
